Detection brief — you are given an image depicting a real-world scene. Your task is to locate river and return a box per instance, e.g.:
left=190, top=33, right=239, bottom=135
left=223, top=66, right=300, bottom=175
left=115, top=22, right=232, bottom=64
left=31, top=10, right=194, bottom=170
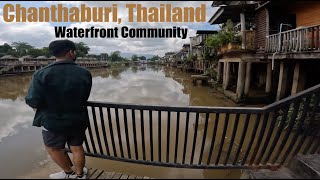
left=0, top=64, right=260, bottom=179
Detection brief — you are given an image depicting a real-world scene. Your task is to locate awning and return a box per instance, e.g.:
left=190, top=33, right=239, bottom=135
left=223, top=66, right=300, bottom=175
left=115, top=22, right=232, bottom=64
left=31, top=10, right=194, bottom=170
left=182, top=44, right=190, bottom=48
left=208, top=4, right=255, bottom=24
left=196, top=30, right=218, bottom=35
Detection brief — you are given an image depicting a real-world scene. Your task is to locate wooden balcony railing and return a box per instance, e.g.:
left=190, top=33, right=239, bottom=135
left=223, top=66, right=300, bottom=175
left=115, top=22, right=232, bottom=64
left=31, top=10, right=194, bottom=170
left=266, top=24, right=320, bottom=53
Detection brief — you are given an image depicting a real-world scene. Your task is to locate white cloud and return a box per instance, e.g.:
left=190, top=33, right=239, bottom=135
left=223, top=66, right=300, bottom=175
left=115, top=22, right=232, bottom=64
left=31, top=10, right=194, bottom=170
left=0, top=1, right=219, bottom=56
left=0, top=98, right=34, bottom=142
left=0, top=16, right=55, bottom=48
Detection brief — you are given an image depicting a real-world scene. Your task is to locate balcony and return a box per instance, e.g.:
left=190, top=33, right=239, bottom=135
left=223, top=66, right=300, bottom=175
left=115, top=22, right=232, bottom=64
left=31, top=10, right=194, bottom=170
left=266, top=24, right=320, bottom=53
left=219, top=30, right=256, bottom=54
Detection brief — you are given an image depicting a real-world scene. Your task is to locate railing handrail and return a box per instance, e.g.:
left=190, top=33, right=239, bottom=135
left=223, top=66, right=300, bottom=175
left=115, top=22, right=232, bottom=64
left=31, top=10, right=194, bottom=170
left=266, top=33, right=280, bottom=38
left=87, top=101, right=263, bottom=113
left=266, top=24, right=320, bottom=38
left=87, top=83, right=320, bottom=114
left=263, top=83, right=320, bottom=111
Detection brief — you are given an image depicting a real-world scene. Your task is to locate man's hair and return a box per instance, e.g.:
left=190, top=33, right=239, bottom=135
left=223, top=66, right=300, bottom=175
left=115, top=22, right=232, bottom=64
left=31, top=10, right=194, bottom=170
left=49, top=39, right=77, bottom=58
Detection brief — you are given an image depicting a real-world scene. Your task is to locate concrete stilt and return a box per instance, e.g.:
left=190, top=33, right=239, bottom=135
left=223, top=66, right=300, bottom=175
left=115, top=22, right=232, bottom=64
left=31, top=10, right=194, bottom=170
left=244, top=62, right=252, bottom=96
left=217, top=62, right=222, bottom=82
left=240, top=13, right=246, bottom=49
left=291, top=62, right=305, bottom=95
left=266, top=62, right=272, bottom=93
left=223, top=62, right=231, bottom=90
left=223, top=62, right=226, bottom=88
left=237, top=61, right=246, bottom=99
left=276, top=62, right=288, bottom=101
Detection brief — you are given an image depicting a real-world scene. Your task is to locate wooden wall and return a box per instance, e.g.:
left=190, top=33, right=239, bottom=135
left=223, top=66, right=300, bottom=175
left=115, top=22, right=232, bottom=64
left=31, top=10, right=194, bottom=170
left=254, top=8, right=268, bottom=53
left=291, top=2, right=320, bottom=27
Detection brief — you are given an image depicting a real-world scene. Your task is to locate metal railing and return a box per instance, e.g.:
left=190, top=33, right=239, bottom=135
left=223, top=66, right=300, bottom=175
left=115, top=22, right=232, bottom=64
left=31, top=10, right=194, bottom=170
left=72, top=84, right=320, bottom=169
left=266, top=24, right=320, bottom=53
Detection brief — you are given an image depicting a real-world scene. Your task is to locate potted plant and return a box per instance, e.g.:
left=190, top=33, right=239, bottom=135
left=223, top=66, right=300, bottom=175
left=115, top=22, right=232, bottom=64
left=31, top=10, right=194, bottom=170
left=205, top=19, right=242, bottom=54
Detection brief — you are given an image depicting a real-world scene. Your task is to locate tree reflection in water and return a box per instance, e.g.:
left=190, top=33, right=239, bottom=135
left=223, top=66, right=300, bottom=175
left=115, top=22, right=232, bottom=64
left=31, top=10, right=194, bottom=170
left=131, top=66, right=138, bottom=73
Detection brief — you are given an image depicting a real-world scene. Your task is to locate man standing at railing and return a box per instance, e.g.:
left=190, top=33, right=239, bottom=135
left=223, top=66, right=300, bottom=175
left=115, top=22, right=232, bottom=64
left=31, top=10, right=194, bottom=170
left=25, top=39, right=92, bottom=179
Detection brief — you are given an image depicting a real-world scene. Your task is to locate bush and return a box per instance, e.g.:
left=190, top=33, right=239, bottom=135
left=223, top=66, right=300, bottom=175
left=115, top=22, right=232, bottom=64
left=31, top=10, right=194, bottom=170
left=187, top=54, right=197, bottom=61
left=276, top=94, right=319, bottom=133
left=205, top=19, right=241, bottom=50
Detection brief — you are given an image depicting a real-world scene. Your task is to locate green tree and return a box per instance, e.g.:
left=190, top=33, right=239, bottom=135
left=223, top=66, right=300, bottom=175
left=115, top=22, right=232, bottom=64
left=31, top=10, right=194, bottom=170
left=0, top=43, right=13, bottom=57
left=29, top=48, right=43, bottom=58
left=140, top=56, right=146, bottom=60
left=41, top=47, right=51, bottom=57
left=148, top=55, right=160, bottom=61
left=100, top=53, right=109, bottom=61
left=131, top=54, right=138, bottom=61
left=11, top=42, right=34, bottom=57
left=0, top=43, right=12, bottom=53
left=75, top=42, right=90, bottom=58
left=110, top=51, right=125, bottom=61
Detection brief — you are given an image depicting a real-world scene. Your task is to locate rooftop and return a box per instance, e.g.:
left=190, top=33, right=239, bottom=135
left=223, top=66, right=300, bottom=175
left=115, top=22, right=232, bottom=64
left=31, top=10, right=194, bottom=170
left=208, top=4, right=255, bottom=24
left=36, top=56, right=48, bottom=59
left=0, top=55, right=18, bottom=59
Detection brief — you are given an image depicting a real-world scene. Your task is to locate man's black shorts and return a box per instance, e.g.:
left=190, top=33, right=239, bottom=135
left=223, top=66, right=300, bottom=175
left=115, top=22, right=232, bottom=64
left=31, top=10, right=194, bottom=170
left=42, top=129, right=86, bottom=149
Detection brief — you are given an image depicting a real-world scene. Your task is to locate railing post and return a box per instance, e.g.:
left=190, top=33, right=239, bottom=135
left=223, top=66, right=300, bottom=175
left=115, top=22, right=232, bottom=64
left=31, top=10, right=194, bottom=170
left=305, top=29, right=309, bottom=51
left=278, top=32, right=282, bottom=52
left=299, top=29, right=303, bottom=51
left=316, top=26, right=320, bottom=50
left=311, top=27, right=315, bottom=50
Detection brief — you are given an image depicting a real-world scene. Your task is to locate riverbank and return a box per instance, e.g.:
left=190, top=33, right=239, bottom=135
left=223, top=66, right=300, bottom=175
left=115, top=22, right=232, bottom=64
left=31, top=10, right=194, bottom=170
left=0, top=61, right=109, bottom=77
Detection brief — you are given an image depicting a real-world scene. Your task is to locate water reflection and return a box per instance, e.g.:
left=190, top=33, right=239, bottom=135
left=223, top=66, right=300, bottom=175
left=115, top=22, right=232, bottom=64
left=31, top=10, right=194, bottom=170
left=0, top=75, right=32, bottom=100
left=89, top=66, right=189, bottom=106
left=0, top=65, right=241, bottom=179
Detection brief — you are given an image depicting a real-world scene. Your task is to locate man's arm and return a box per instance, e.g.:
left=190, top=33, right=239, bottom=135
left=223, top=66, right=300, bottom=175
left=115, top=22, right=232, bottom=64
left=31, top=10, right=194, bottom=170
left=25, top=74, right=45, bottom=109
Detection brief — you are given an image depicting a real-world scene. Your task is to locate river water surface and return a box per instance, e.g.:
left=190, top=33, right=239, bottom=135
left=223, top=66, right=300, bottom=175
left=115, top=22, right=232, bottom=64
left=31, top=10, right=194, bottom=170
left=0, top=65, right=261, bottom=179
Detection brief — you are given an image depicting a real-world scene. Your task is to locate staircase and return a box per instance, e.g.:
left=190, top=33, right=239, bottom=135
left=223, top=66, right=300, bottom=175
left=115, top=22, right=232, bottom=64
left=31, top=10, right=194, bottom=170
left=242, top=154, right=320, bottom=179
left=0, top=65, right=16, bottom=75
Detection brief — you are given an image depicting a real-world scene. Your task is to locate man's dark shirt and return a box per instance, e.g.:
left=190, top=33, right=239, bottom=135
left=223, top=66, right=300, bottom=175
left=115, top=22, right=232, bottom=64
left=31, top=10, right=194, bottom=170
left=25, top=60, right=92, bottom=133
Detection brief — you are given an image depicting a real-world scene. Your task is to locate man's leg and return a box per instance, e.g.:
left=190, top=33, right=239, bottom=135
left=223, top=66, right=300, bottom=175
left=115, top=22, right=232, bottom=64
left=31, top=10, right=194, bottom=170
left=70, top=146, right=85, bottom=175
left=64, top=150, right=74, bottom=167
left=42, top=130, right=73, bottom=174
left=46, top=147, right=73, bottom=173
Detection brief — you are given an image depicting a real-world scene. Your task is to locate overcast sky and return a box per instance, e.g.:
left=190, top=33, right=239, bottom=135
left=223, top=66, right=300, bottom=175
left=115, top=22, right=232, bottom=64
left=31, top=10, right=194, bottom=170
left=0, top=1, right=219, bottom=56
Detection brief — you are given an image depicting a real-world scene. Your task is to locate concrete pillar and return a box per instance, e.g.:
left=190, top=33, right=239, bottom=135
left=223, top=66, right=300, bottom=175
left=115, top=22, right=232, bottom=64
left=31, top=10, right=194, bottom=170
left=28, top=66, right=30, bottom=71
left=237, top=61, right=247, bottom=99
left=266, top=62, right=272, bottom=93
left=223, top=62, right=231, bottom=90
left=240, top=13, right=246, bottom=49
left=244, top=62, right=252, bottom=96
left=226, top=62, right=231, bottom=89
left=291, top=62, right=305, bottom=95
left=276, top=62, right=288, bottom=101
left=223, top=62, right=226, bottom=86
left=217, top=62, right=222, bottom=82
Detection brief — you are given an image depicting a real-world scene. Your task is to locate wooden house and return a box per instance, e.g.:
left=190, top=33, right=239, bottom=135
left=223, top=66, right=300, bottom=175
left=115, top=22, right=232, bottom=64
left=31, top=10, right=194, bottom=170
left=209, top=1, right=320, bottom=102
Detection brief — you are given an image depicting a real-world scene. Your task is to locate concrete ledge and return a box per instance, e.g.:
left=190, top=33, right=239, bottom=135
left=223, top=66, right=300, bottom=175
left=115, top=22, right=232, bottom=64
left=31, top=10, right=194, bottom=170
left=215, top=86, right=239, bottom=102
left=288, top=154, right=320, bottom=179
left=242, top=168, right=301, bottom=179
left=256, top=51, right=320, bottom=60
